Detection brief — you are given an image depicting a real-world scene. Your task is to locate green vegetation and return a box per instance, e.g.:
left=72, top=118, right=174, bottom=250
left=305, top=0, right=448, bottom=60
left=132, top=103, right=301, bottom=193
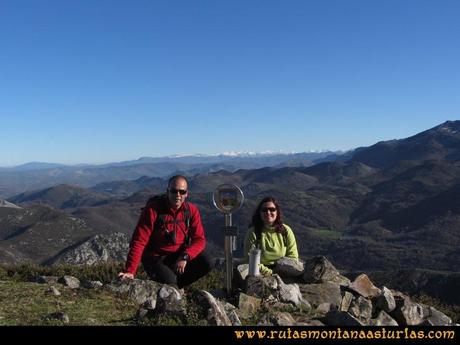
left=0, top=280, right=138, bottom=325
left=188, top=269, right=224, bottom=291
left=0, top=263, right=226, bottom=326
left=308, top=228, right=342, bottom=239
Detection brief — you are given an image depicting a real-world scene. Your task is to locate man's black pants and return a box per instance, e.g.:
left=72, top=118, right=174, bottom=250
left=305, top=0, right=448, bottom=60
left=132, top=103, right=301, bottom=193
left=141, top=250, right=213, bottom=288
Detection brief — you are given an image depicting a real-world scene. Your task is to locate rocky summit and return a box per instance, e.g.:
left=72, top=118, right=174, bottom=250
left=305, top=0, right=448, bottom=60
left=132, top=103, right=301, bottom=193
left=16, top=256, right=452, bottom=326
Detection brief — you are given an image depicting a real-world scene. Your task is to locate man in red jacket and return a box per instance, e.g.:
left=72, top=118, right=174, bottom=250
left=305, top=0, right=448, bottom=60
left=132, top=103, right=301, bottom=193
left=118, top=175, right=212, bottom=288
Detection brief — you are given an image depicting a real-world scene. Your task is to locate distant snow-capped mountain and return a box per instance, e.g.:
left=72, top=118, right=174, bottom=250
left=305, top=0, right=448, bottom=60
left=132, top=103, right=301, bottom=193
left=167, top=149, right=335, bottom=158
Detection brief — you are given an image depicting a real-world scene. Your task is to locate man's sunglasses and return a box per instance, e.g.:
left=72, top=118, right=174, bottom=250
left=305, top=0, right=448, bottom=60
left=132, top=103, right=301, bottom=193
left=169, top=188, right=187, bottom=195
left=261, top=207, right=277, bottom=213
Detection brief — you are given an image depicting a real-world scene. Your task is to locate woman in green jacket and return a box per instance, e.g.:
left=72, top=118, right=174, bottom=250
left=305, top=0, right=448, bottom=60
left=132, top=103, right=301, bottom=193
left=244, top=196, right=299, bottom=275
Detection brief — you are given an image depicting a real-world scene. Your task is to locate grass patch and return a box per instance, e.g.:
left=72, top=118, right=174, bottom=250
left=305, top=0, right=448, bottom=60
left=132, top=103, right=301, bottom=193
left=0, top=263, right=226, bottom=326
left=187, top=270, right=224, bottom=292
left=0, top=280, right=138, bottom=325
left=309, top=228, right=342, bottom=239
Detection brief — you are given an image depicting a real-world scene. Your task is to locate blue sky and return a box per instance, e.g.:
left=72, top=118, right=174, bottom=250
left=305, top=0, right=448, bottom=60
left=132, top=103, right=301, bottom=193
left=0, top=0, right=459, bottom=166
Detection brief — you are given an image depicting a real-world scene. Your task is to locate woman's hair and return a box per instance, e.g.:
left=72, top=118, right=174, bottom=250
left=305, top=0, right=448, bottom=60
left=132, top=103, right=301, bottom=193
left=250, top=196, right=285, bottom=239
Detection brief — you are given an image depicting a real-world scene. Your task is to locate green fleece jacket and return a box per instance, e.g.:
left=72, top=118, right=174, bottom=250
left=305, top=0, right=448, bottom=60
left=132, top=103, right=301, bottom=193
left=244, top=224, right=299, bottom=275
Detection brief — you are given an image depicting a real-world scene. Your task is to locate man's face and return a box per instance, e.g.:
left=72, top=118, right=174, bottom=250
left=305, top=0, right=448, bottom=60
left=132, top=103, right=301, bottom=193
left=167, top=178, right=188, bottom=210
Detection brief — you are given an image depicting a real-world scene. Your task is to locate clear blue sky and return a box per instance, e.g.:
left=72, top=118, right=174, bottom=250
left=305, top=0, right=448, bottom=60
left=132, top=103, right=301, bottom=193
left=1, top=0, right=459, bottom=166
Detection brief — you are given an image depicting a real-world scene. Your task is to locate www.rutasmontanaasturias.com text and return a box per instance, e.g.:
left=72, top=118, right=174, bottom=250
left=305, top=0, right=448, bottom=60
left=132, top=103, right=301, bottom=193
left=233, top=327, right=456, bottom=341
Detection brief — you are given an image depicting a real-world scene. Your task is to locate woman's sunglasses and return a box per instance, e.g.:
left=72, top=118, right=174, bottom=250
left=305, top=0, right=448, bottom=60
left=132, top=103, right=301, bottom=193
left=261, top=207, right=277, bottom=213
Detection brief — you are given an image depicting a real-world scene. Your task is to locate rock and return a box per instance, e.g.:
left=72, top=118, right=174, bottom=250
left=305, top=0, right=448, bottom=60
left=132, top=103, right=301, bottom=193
left=51, top=233, right=129, bottom=265
left=340, top=291, right=353, bottom=312
left=325, top=310, right=365, bottom=326
left=223, top=302, right=242, bottom=326
left=275, top=257, right=304, bottom=277
left=299, top=281, right=342, bottom=308
left=81, top=280, right=103, bottom=289
left=348, top=296, right=373, bottom=323
left=45, top=286, right=61, bottom=296
left=35, top=276, right=59, bottom=284
left=105, top=278, right=161, bottom=305
left=237, top=293, right=262, bottom=319
left=373, top=286, right=396, bottom=312
left=369, top=311, right=399, bottom=326
left=302, top=256, right=350, bottom=285
left=45, top=312, right=69, bottom=323
left=197, top=290, right=232, bottom=326
left=348, top=274, right=381, bottom=298
left=297, top=319, right=326, bottom=326
left=316, top=302, right=334, bottom=315
left=58, top=275, right=80, bottom=289
left=390, top=296, right=426, bottom=325
left=425, top=306, right=452, bottom=326
left=141, top=296, right=156, bottom=310
left=246, top=275, right=279, bottom=299
left=235, top=264, right=249, bottom=283
left=258, top=312, right=297, bottom=326
left=246, top=274, right=309, bottom=309
left=154, top=286, right=186, bottom=318
left=268, top=312, right=297, bottom=326
left=276, top=276, right=310, bottom=308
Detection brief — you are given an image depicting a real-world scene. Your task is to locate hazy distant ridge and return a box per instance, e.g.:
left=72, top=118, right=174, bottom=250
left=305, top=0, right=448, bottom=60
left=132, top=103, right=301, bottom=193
left=0, top=151, right=340, bottom=198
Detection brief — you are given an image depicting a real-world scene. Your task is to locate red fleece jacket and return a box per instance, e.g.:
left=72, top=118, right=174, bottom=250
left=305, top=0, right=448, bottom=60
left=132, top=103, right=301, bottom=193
left=124, top=198, right=206, bottom=275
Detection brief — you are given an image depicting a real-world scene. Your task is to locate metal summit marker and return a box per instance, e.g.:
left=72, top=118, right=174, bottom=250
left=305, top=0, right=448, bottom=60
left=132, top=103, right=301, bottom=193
left=212, top=184, right=244, bottom=295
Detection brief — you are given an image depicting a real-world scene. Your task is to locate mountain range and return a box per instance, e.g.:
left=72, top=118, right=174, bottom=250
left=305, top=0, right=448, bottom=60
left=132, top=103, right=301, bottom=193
left=1, top=120, right=460, bottom=303
left=0, top=151, right=338, bottom=199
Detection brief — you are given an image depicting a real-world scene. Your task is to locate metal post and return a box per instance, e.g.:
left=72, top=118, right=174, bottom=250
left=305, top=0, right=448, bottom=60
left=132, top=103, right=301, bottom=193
left=224, top=213, right=233, bottom=295
left=212, top=184, right=244, bottom=296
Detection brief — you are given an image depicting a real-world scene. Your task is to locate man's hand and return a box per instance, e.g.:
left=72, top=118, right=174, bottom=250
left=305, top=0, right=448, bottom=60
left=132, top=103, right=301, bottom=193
left=175, top=260, right=187, bottom=275
left=118, top=272, right=134, bottom=280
